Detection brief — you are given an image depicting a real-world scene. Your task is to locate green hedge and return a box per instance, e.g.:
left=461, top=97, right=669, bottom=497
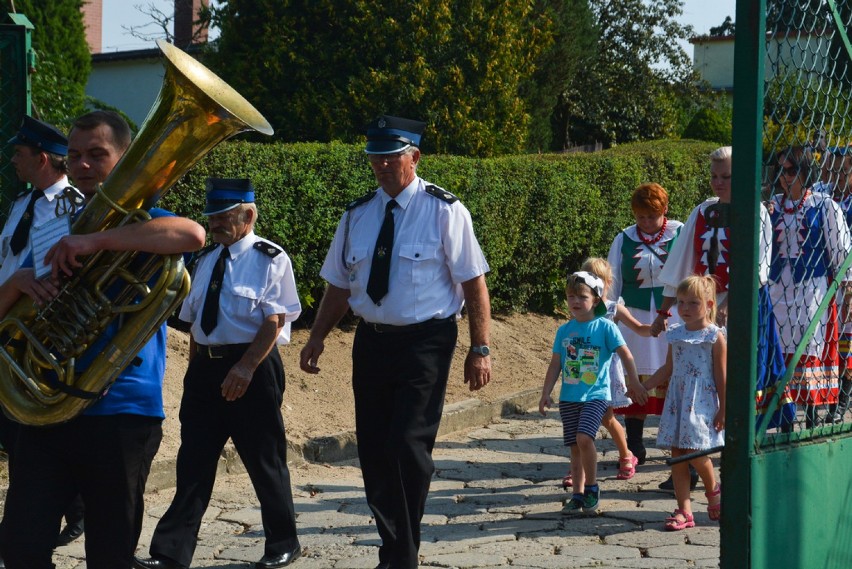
left=161, top=139, right=717, bottom=315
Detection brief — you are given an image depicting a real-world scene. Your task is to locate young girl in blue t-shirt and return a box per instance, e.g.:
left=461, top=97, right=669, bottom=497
left=539, top=271, right=643, bottom=514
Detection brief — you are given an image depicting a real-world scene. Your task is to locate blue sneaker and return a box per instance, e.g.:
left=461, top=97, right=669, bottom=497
left=562, top=494, right=585, bottom=515
left=583, top=485, right=600, bottom=513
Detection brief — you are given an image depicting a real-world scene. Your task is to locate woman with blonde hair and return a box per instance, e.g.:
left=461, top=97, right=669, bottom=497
left=659, top=146, right=794, bottom=432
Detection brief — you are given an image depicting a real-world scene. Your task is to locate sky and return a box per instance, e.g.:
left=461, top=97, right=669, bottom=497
left=102, top=0, right=739, bottom=54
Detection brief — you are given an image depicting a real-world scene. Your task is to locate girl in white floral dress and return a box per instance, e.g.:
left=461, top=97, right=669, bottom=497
left=633, top=275, right=726, bottom=531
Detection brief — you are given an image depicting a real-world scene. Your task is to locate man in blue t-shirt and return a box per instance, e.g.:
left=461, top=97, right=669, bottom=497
left=0, top=111, right=205, bottom=569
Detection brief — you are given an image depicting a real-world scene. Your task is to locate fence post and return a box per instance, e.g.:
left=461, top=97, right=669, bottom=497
left=723, top=1, right=766, bottom=567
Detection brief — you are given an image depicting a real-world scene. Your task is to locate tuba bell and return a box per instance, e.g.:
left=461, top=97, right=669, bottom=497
left=0, top=40, right=273, bottom=426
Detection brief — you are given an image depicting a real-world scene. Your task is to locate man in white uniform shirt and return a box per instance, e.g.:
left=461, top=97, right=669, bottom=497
left=135, top=178, right=302, bottom=569
left=0, top=116, right=82, bottom=284
left=300, top=115, right=492, bottom=569
left=0, top=115, right=87, bottom=551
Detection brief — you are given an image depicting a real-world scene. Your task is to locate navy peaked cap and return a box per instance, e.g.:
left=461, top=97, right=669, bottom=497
left=7, top=116, right=68, bottom=156
left=365, top=115, right=426, bottom=154
left=203, top=178, right=255, bottom=215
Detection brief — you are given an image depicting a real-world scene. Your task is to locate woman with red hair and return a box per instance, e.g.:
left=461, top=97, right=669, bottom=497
left=607, top=183, right=683, bottom=468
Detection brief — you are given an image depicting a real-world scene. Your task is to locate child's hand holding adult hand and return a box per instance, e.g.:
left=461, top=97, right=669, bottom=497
left=629, top=384, right=649, bottom=406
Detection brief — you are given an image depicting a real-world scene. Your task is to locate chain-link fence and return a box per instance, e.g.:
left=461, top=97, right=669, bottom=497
left=755, top=0, right=852, bottom=446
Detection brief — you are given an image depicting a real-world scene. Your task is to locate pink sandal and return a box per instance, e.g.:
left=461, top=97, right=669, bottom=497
left=664, top=509, right=695, bottom=531
left=616, top=454, right=639, bottom=480
left=705, top=484, right=721, bottom=521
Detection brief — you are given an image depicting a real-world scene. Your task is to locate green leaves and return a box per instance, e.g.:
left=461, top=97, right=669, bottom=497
left=557, top=0, right=707, bottom=148
left=205, top=0, right=590, bottom=156
left=17, top=0, right=90, bottom=128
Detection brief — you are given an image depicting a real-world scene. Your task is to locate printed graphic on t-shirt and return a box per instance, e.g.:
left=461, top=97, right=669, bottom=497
left=561, top=337, right=600, bottom=386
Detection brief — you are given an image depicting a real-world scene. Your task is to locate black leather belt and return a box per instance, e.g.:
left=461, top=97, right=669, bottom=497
left=361, top=316, right=455, bottom=334
left=196, top=343, right=251, bottom=359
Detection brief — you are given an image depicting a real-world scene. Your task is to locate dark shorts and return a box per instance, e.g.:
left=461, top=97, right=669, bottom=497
left=559, top=400, right=610, bottom=446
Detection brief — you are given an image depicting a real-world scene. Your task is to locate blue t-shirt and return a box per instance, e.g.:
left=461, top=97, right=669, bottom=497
left=21, top=208, right=178, bottom=418
left=552, top=317, right=625, bottom=402
left=81, top=207, right=176, bottom=418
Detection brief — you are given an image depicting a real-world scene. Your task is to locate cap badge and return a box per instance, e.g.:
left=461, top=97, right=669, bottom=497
left=378, top=118, right=386, bottom=128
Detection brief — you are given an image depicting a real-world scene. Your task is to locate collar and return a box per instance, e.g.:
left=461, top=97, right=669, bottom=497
left=38, top=176, right=72, bottom=202
left=378, top=177, right=419, bottom=210
left=217, top=230, right=256, bottom=259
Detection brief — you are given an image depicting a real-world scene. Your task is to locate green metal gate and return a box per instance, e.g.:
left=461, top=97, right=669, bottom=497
left=0, top=12, right=33, bottom=222
left=726, top=1, right=852, bottom=567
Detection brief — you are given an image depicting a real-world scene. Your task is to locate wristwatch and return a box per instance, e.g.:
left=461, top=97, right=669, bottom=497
left=470, top=345, right=491, bottom=357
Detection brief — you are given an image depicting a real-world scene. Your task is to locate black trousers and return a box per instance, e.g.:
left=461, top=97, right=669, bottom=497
left=149, top=348, right=299, bottom=567
left=0, top=412, right=85, bottom=527
left=0, top=414, right=162, bottom=569
left=353, top=318, right=457, bottom=569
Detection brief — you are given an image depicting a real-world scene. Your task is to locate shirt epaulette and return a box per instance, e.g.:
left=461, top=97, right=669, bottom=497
left=345, top=191, right=378, bottom=211
left=425, top=184, right=459, bottom=204
left=15, top=189, right=30, bottom=200
left=62, top=186, right=85, bottom=208
left=254, top=240, right=283, bottom=258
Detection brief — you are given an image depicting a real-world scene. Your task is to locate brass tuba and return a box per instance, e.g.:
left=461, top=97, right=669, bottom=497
left=0, top=40, right=273, bottom=425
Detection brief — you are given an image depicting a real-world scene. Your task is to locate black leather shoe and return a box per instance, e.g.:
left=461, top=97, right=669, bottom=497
left=56, top=520, right=84, bottom=547
left=132, top=556, right=187, bottom=569
left=256, top=546, right=302, bottom=568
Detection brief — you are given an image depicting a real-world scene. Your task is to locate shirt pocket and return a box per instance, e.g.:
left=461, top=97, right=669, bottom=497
left=399, top=242, right=441, bottom=285
left=231, top=282, right=261, bottom=314
left=346, top=246, right=370, bottom=285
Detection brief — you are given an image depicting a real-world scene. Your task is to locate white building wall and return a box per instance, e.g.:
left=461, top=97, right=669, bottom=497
left=693, top=38, right=735, bottom=91
left=85, top=57, right=164, bottom=128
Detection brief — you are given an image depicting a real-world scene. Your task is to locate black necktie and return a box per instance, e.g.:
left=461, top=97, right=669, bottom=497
left=367, top=200, right=398, bottom=304
left=200, top=246, right=229, bottom=335
left=9, top=189, right=44, bottom=255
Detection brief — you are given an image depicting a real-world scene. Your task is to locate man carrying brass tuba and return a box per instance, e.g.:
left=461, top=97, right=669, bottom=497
left=0, top=111, right=206, bottom=569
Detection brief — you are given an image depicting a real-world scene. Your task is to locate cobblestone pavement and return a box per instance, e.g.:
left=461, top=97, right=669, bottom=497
left=52, top=412, right=721, bottom=568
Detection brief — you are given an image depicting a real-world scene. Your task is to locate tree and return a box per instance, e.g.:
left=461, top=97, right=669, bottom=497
left=521, top=0, right=596, bottom=152
left=709, top=16, right=735, bottom=37
left=123, top=1, right=211, bottom=49
left=15, top=0, right=91, bottom=128
left=682, top=106, right=732, bottom=145
left=555, top=0, right=706, bottom=148
left=206, top=0, right=585, bottom=156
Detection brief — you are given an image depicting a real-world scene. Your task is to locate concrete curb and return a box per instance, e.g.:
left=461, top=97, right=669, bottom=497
left=145, top=387, right=541, bottom=493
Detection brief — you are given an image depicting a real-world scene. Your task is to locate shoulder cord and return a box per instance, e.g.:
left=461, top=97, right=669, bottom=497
left=342, top=210, right=352, bottom=270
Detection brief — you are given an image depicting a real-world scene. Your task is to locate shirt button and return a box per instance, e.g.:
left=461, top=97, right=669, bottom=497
left=377, top=301, right=382, bottom=306
left=415, top=253, right=420, bottom=258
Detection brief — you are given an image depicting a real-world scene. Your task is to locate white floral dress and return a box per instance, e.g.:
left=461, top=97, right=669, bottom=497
left=604, top=299, right=632, bottom=409
left=656, top=324, right=725, bottom=450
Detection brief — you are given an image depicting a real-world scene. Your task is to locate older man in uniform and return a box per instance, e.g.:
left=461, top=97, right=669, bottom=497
left=134, top=178, right=302, bottom=569
left=0, top=111, right=206, bottom=569
left=300, top=115, right=492, bottom=569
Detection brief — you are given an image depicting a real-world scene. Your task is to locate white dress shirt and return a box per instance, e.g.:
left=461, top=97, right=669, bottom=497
left=320, top=176, right=489, bottom=325
left=0, top=176, right=76, bottom=285
left=180, top=231, right=302, bottom=345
